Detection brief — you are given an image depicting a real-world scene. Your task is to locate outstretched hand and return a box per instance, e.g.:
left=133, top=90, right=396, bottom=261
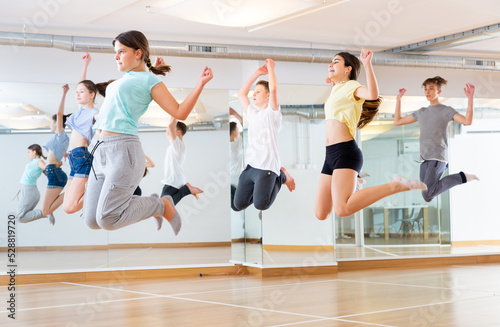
left=265, top=59, right=275, bottom=71
left=360, top=48, right=373, bottom=66
left=82, top=52, right=91, bottom=65
left=397, top=88, right=406, bottom=100
left=62, top=84, right=69, bottom=94
left=153, top=57, right=165, bottom=67
left=256, top=64, right=268, bottom=76
left=199, top=66, right=213, bottom=86
left=464, top=83, right=475, bottom=99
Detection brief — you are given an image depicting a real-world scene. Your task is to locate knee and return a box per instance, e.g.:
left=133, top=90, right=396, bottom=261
left=315, top=212, right=329, bottom=220
left=254, top=199, right=271, bottom=211
left=63, top=203, right=78, bottom=214
left=422, top=191, right=433, bottom=203
left=42, top=208, right=50, bottom=217
left=96, top=216, right=119, bottom=231
left=334, top=206, right=352, bottom=218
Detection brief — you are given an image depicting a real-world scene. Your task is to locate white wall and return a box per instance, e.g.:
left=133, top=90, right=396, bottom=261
left=449, top=120, right=500, bottom=242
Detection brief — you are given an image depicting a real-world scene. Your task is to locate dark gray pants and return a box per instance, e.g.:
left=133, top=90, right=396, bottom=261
left=83, top=134, right=164, bottom=230
left=233, top=165, right=286, bottom=211
left=161, top=184, right=191, bottom=205
left=420, top=160, right=466, bottom=202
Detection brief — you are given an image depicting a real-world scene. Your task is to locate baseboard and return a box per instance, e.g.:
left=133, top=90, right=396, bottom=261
left=0, top=242, right=231, bottom=252
left=245, top=265, right=338, bottom=277
left=451, top=240, right=500, bottom=247
left=337, top=253, right=500, bottom=271
left=262, top=245, right=335, bottom=252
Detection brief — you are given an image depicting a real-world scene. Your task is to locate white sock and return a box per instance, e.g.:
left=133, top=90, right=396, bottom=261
left=464, top=172, right=479, bottom=182
left=163, top=195, right=182, bottom=236
left=392, top=176, right=427, bottom=191
left=150, top=193, right=163, bottom=230
left=48, top=213, right=55, bottom=225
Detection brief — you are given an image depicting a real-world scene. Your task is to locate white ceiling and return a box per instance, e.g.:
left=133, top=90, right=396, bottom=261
left=1, top=0, right=499, bottom=56
left=1, top=0, right=500, bottom=129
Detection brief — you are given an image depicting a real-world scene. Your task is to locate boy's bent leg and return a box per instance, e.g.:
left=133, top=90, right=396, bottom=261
left=421, top=160, right=462, bottom=202
left=253, top=169, right=284, bottom=211
left=233, top=166, right=255, bottom=211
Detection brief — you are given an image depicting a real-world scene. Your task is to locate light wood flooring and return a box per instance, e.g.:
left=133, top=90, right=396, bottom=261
left=2, top=262, right=500, bottom=326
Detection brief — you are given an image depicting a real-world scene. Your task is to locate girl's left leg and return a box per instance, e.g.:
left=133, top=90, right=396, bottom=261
left=331, top=169, right=423, bottom=217
left=94, top=135, right=164, bottom=231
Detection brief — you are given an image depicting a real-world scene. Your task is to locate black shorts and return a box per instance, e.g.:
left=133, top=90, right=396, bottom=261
left=321, top=140, right=363, bottom=175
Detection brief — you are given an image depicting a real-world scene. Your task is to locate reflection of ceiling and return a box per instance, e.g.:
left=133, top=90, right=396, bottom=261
left=0, top=82, right=228, bottom=129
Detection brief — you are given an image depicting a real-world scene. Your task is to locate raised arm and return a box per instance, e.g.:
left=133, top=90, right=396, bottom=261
left=237, top=64, right=268, bottom=114
left=229, top=107, right=243, bottom=124
left=354, top=48, right=379, bottom=100
left=166, top=116, right=177, bottom=141
left=151, top=66, right=213, bottom=121
left=453, top=83, right=475, bottom=126
left=80, top=52, right=91, bottom=82
left=57, top=84, right=69, bottom=135
left=394, top=88, right=417, bottom=126
left=266, top=59, right=279, bottom=111
left=145, top=155, right=155, bottom=168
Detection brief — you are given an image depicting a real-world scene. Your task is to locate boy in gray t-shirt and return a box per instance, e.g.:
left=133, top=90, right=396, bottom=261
left=394, top=76, right=478, bottom=202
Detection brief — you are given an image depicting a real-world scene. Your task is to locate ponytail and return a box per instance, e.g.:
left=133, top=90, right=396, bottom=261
left=52, top=113, right=72, bottom=128
left=357, top=97, right=382, bottom=130
left=28, top=144, right=46, bottom=159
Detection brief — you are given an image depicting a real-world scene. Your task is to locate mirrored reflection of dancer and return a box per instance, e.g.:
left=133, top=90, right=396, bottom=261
left=133, top=155, right=155, bottom=196
left=394, top=76, right=478, bottom=202
left=229, top=107, right=244, bottom=211
left=41, top=84, right=71, bottom=224
left=17, top=144, right=49, bottom=224
left=160, top=116, right=203, bottom=204
left=63, top=53, right=105, bottom=214
left=314, top=48, right=427, bottom=221
left=83, top=30, right=213, bottom=235
left=233, top=59, right=295, bottom=212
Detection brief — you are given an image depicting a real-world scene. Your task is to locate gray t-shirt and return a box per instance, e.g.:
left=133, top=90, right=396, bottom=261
left=412, top=104, right=458, bottom=162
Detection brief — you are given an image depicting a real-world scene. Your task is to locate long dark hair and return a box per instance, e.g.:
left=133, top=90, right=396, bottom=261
left=52, top=114, right=71, bottom=128
left=28, top=144, right=46, bottom=159
left=78, top=80, right=113, bottom=103
left=335, top=52, right=382, bottom=129
left=113, top=30, right=171, bottom=76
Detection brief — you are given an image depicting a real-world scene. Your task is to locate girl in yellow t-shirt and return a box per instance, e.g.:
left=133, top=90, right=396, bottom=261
left=314, top=48, right=427, bottom=220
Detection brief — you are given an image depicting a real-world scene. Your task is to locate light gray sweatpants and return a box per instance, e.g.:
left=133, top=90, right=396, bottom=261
left=420, top=160, right=466, bottom=203
left=17, top=184, right=45, bottom=223
left=82, top=134, right=164, bottom=230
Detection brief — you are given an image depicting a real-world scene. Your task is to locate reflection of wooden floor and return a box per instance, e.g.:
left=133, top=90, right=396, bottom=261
left=2, top=263, right=500, bottom=326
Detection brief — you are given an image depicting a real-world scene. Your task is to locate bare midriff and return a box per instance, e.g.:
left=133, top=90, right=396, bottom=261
left=95, top=130, right=120, bottom=137
left=68, top=131, right=89, bottom=151
left=325, top=119, right=354, bottom=146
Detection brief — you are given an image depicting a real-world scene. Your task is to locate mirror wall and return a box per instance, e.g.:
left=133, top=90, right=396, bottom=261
left=1, top=43, right=500, bottom=275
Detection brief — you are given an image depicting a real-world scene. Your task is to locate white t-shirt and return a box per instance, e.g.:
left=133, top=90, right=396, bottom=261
left=161, top=137, right=186, bottom=188
left=230, top=137, right=244, bottom=186
left=244, top=103, right=282, bottom=176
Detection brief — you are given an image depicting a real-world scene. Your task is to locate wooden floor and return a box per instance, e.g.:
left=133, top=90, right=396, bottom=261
left=2, top=263, right=500, bottom=326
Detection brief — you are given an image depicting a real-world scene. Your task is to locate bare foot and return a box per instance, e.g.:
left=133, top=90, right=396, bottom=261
left=392, top=176, right=427, bottom=191
left=464, top=172, right=479, bottom=182
left=281, top=167, right=296, bottom=192
left=186, top=183, right=203, bottom=200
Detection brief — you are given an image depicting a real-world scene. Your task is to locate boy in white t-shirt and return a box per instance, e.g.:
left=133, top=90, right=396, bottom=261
left=160, top=117, right=203, bottom=204
left=233, top=59, right=295, bottom=211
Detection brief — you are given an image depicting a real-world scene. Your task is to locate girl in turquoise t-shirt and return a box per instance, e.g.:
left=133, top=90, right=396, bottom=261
left=17, top=144, right=49, bottom=224
left=83, top=30, right=213, bottom=235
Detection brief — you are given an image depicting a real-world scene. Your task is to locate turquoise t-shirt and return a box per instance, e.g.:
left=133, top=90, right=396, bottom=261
left=93, top=71, right=162, bottom=135
left=20, top=158, right=43, bottom=185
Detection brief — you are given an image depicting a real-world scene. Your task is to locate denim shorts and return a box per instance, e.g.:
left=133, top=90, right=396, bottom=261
left=46, top=164, right=68, bottom=189
left=68, top=146, right=93, bottom=179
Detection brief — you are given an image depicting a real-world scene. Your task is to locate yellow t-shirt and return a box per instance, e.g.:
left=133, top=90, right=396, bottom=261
left=324, top=80, right=365, bottom=138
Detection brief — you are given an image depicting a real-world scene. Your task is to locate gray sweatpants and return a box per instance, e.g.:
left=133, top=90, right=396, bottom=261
left=82, top=134, right=164, bottom=230
left=420, top=160, right=466, bottom=203
left=17, top=184, right=45, bottom=223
